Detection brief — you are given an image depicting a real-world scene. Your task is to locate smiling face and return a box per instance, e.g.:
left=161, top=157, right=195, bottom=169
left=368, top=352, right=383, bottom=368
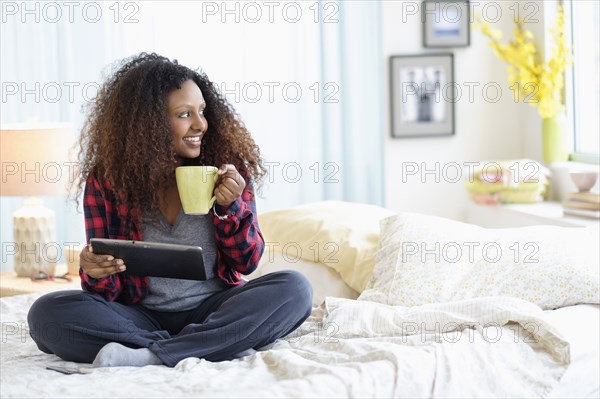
left=168, top=79, right=208, bottom=161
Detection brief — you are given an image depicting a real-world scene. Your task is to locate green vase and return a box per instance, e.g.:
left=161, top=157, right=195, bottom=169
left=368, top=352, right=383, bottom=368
left=541, top=110, right=568, bottom=164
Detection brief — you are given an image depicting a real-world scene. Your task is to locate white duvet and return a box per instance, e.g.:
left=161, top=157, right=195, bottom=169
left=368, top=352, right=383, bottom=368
left=0, top=293, right=595, bottom=398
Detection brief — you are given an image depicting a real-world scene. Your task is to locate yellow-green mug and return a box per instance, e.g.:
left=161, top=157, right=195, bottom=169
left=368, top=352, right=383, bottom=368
left=175, top=166, right=219, bottom=215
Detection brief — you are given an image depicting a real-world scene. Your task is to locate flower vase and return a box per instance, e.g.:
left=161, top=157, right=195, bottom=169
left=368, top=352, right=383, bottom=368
left=541, top=110, right=568, bottom=164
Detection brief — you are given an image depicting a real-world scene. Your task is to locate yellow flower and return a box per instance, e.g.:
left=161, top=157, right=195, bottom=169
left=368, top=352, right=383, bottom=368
left=474, top=6, right=573, bottom=119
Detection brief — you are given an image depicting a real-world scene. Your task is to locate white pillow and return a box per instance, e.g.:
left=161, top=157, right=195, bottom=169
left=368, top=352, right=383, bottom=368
left=248, top=252, right=359, bottom=307
left=359, top=212, right=600, bottom=310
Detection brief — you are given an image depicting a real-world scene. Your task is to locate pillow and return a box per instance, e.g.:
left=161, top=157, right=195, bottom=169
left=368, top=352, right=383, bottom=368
left=247, top=252, right=359, bottom=306
left=257, top=201, right=396, bottom=293
left=359, top=212, right=600, bottom=310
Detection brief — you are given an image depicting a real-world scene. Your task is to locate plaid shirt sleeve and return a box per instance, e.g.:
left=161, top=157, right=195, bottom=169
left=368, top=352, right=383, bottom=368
left=81, top=175, right=147, bottom=303
left=212, top=182, right=265, bottom=285
left=80, top=175, right=125, bottom=300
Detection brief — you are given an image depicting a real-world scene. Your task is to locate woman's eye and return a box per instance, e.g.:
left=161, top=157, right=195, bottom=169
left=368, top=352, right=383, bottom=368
left=178, top=109, right=204, bottom=118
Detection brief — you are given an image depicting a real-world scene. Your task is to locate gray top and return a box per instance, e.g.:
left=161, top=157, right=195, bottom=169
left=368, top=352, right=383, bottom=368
left=140, top=208, right=228, bottom=312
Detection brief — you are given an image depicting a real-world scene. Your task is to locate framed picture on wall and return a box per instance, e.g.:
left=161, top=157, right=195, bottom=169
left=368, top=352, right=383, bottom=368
left=422, top=0, right=470, bottom=48
left=389, top=53, right=455, bottom=138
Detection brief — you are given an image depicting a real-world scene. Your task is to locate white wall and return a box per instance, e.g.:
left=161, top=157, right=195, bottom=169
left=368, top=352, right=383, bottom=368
left=381, top=0, right=533, bottom=220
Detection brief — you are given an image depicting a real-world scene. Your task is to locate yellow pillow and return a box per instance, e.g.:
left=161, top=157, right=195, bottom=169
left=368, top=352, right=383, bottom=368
left=257, top=201, right=396, bottom=293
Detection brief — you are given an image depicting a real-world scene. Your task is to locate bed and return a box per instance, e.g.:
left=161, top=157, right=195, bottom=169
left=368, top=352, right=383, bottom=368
left=1, top=201, right=599, bottom=398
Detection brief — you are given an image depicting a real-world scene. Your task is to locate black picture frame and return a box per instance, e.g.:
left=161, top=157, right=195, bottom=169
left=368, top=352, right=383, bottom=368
left=422, top=0, right=470, bottom=48
left=389, top=53, right=455, bottom=138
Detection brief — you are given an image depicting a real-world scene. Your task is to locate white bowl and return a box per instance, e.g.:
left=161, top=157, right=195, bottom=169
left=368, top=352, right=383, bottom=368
left=569, top=171, right=598, bottom=192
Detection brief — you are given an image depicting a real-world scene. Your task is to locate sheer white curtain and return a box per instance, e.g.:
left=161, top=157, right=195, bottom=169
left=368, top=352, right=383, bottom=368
left=0, top=1, right=383, bottom=271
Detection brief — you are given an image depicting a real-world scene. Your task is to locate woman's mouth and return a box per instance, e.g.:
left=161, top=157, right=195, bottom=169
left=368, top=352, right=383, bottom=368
left=183, top=135, right=202, bottom=147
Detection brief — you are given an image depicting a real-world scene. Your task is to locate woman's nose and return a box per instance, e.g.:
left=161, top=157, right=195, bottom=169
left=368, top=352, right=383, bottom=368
left=192, top=113, right=207, bottom=131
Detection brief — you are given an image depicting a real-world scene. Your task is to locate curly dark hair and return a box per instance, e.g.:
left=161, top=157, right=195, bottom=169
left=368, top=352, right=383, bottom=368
left=72, top=52, right=266, bottom=220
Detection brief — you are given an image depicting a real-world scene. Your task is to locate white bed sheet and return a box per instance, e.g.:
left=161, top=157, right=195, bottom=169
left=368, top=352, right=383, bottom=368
left=545, top=303, right=600, bottom=398
left=1, top=292, right=598, bottom=398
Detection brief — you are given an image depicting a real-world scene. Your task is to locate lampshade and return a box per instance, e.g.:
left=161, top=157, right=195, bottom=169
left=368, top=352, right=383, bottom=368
left=1, top=123, right=75, bottom=277
left=1, top=123, right=74, bottom=196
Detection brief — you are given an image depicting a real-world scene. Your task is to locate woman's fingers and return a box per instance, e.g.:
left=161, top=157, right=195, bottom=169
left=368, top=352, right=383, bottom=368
left=85, top=258, right=126, bottom=279
left=215, top=164, right=246, bottom=207
left=80, top=244, right=126, bottom=279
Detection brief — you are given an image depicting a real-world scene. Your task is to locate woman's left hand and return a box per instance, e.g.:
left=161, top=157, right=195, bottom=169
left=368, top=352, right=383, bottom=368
left=214, top=164, right=246, bottom=207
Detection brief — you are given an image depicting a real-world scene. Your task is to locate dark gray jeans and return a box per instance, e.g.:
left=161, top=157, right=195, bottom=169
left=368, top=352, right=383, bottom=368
left=27, top=270, right=313, bottom=367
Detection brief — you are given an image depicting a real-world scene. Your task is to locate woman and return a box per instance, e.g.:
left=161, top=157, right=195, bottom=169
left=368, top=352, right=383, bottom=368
left=27, top=53, right=313, bottom=368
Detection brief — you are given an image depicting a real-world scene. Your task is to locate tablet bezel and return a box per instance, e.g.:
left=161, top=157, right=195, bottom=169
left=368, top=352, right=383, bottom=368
left=89, top=238, right=207, bottom=281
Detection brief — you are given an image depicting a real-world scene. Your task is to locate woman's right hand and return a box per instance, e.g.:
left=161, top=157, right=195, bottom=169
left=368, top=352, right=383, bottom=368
left=80, top=244, right=126, bottom=279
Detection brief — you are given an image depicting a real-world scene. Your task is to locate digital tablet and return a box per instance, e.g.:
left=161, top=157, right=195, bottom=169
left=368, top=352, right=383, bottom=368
left=90, top=238, right=207, bottom=281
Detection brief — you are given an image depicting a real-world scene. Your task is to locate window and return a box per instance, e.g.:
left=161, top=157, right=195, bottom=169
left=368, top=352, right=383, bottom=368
left=566, top=0, right=600, bottom=161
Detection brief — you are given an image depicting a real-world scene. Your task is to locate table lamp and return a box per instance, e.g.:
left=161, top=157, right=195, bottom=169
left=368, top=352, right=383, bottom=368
left=1, top=123, right=74, bottom=277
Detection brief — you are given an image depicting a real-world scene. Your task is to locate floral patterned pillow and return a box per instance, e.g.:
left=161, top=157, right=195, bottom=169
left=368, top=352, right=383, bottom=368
left=359, top=213, right=600, bottom=310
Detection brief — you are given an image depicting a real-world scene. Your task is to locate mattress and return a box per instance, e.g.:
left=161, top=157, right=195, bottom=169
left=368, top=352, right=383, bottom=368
left=1, top=292, right=598, bottom=398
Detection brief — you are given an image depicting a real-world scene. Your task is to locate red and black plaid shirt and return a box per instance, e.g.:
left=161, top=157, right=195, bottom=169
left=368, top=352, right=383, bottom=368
left=81, top=174, right=264, bottom=304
